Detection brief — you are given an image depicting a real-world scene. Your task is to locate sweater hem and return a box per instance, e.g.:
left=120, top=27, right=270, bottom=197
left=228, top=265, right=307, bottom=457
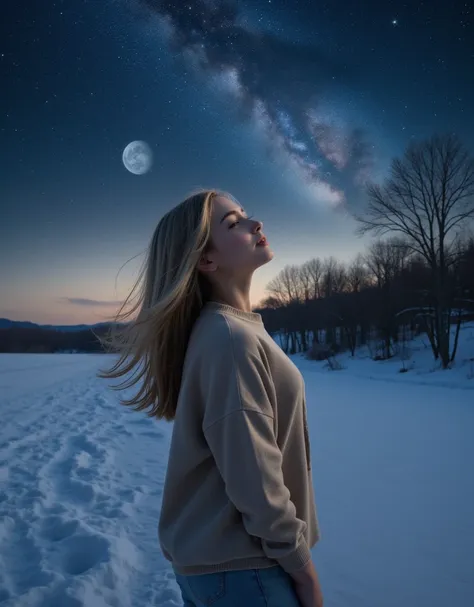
left=172, top=556, right=279, bottom=576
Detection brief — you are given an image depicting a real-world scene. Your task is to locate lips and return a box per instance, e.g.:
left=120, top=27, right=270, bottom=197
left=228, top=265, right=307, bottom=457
left=256, top=236, right=268, bottom=246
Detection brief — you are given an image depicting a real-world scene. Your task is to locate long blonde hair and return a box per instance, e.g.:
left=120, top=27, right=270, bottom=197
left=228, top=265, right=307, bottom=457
left=95, top=188, right=224, bottom=421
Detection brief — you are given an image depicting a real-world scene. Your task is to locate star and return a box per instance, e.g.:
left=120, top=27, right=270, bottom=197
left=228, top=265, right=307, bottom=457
left=392, top=19, right=398, bottom=26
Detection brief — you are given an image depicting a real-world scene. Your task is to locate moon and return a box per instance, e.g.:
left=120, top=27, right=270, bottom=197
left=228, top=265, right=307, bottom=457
left=122, top=140, right=153, bottom=175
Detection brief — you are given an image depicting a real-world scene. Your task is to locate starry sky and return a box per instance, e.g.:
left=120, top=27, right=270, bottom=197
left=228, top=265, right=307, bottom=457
left=1, top=0, right=473, bottom=325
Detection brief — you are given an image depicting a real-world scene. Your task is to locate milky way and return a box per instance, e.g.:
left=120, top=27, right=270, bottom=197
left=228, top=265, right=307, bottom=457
left=133, top=0, right=374, bottom=208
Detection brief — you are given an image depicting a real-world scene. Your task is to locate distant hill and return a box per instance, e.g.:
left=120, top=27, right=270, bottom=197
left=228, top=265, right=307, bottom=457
left=0, top=318, right=115, bottom=333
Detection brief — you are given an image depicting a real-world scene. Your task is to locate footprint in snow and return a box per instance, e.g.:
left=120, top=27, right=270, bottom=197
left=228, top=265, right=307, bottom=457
left=56, top=533, right=110, bottom=576
left=39, top=515, right=79, bottom=542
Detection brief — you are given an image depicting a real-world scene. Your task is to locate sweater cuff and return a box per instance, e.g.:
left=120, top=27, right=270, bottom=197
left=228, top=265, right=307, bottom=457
left=277, top=536, right=311, bottom=573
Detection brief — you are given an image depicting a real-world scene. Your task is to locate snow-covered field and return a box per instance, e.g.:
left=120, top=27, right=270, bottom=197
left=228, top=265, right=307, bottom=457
left=1, top=327, right=473, bottom=607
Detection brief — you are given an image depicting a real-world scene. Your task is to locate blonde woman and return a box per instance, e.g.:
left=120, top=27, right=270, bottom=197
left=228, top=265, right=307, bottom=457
left=98, top=190, right=323, bottom=607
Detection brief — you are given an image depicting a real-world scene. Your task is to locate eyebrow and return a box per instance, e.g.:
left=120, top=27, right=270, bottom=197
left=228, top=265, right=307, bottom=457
left=219, top=207, right=246, bottom=224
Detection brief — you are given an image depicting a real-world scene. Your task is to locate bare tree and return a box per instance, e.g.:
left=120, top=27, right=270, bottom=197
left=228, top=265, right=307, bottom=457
left=301, top=258, right=323, bottom=299
left=266, top=264, right=305, bottom=305
left=298, top=262, right=312, bottom=302
left=321, top=257, right=347, bottom=298
left=356, top=134, right=474, bottom=367
left=363, top=238, right=412, bottom=358
left=265, top=265, right=309, bottom=353
left=365, top=238, right=411, bottom=289
left=346, top=254, right=370, bottom=293
left=317, top=257, right=347, bottom=346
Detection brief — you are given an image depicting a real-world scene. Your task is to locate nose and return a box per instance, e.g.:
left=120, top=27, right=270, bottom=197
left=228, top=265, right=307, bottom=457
left=252, top=219, right=263, bottom=232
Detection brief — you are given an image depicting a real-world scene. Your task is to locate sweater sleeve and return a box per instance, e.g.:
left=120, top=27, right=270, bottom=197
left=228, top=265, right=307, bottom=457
left=200, top=320, right=311, bottom=573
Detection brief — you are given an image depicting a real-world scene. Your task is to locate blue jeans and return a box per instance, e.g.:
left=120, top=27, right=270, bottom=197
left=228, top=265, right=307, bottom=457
left=174, top=565, right=300, bottom=606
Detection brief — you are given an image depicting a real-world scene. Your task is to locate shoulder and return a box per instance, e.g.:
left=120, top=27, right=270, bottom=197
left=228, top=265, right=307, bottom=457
left=189, top=312, right=276, bottom=425
left=190, top=309, right=262, bottom=359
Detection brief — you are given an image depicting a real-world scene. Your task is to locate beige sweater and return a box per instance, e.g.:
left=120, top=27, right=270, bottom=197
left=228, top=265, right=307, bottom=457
left=159, top=302, right=320, bottom=575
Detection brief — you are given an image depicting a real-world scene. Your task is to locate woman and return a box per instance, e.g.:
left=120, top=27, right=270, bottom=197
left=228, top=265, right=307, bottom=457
left=97, top=189, right=323, bottom=607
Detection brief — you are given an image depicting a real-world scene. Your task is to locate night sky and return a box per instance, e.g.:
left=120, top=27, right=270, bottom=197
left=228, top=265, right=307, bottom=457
left=1, top=0, right=473, bottom=325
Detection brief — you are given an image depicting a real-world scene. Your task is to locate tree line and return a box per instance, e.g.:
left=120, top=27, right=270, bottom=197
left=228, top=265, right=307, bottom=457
left=257, top=134, right=474, bottom=369
left=0, top=325, right=110, bottom=354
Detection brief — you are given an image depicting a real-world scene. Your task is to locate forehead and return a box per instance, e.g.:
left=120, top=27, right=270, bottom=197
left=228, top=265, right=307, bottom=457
left=212, top=195, right=242, bottom=214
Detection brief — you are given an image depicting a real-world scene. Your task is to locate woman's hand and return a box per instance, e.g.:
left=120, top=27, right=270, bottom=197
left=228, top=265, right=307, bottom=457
left=289, top=560, right=323, bottom=607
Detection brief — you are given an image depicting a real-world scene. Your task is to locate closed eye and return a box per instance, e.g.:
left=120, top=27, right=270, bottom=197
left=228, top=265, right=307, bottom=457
left=229, top=214, right=254, bottom=229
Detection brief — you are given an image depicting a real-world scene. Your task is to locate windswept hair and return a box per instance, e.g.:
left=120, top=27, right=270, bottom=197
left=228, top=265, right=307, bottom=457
left=95, top=188, right=229, bottom=420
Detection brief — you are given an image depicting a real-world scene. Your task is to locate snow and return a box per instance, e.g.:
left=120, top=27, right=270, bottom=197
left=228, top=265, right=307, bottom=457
left=298, top=323, right=474, bottom=390
left=1, top=328, right=473, bottom=607
left=0, top=355, right=177, bottom=607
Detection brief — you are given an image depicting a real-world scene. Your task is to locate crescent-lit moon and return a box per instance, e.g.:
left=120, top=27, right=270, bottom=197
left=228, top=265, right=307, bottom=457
left=122, top=140, right=153, bottom=175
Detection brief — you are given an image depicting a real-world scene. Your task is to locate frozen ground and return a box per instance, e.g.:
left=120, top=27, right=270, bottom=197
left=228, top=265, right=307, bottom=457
left=0, top=327, right=473, bottom=607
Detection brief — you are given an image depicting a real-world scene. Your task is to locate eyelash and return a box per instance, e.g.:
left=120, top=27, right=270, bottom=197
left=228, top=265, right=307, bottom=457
left=229, top=215, right=254, bottom=229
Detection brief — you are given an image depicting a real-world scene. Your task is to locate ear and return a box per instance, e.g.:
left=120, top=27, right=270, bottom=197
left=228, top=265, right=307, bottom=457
left=198, top=252, right=218, bottom=273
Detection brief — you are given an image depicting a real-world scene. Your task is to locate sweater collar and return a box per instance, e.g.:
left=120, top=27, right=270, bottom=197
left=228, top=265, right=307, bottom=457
left=204, top=301, right=263, bottom=324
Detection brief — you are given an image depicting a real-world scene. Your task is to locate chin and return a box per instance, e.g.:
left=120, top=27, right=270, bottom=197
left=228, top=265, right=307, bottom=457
left=256, top=245, right=274, bottom=267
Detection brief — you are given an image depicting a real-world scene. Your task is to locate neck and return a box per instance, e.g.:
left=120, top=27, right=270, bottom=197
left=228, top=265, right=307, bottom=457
left=210, top=276, right=253, bottom=313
